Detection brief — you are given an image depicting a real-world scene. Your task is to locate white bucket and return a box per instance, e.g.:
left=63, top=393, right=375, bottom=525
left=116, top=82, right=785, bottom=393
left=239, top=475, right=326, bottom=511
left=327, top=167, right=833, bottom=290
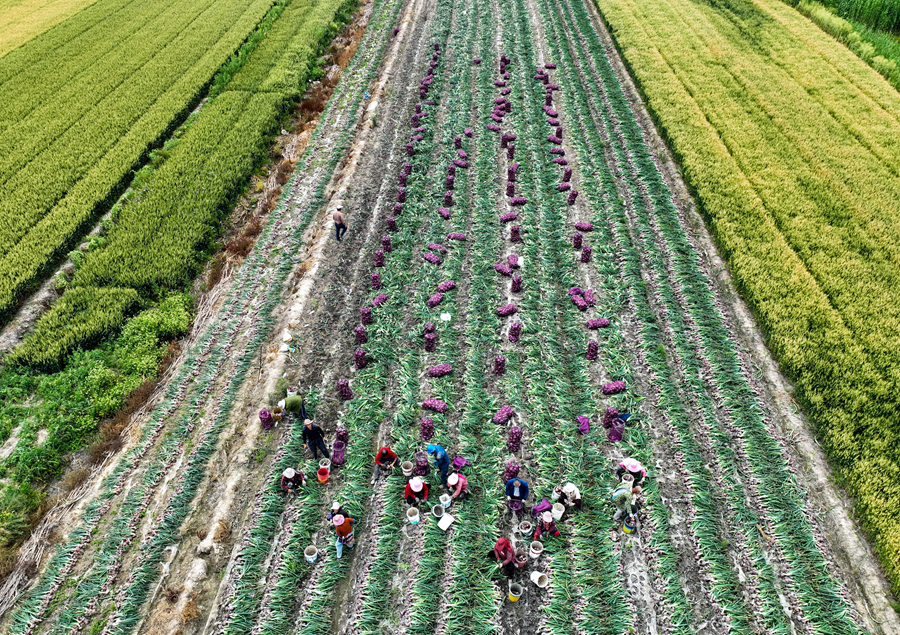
left=438, top=513, right=454, bottom=530
left=407, top=507, right=420, bottom=524
left=432, top=505, right=445, bottom=518
left=287, top=386, right=298, bottom=397
left=440, top=494, right=452, bottom=508
left=304, top=546, right=318, bottom=563
left=551, top=503, right=565, bottom=521
left=319, top=458, right=331, bottom=471
left=530, top=571, right=549, bottom=588
left=401, top=461, right=414, bottom=476
left=518, top=520, right=533, bottom=535
left=529, top=540, right=544, bottom=559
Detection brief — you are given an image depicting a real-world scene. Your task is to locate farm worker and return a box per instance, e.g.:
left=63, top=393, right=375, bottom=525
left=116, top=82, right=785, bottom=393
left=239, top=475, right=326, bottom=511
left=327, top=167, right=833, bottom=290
left=488, top=537, right=517, bottom=576
left=404, top=477, right=429, bottom=505
left=427, top=443, right=450, bottom=486
left=616, top=458, right=647, bottom=492
left=505, top=477, right=529, bottom=502
left=280, top=468, right=306, bottom=493
left=552, top=482, right=582, bottom=511
left=534, top=511, right=560, bottom=540
left=302, top=419, right=330, bottom=460
left=333, top=204, right=348, bottom=242
left=447, top=472, right=469, bottom=499
left=332, top=515, right=355, bottom=558
left=612, top=473, right=639, bottom=522
left=283, top=394, right=308, bottom=420
left=326, top=500, right=347, bottom=522
left=371, top=446, right=399, bottom=484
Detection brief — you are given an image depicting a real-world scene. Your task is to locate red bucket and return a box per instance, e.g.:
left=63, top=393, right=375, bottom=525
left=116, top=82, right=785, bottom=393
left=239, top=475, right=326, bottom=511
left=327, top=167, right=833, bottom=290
left=317, top=467, right=330, bottom=484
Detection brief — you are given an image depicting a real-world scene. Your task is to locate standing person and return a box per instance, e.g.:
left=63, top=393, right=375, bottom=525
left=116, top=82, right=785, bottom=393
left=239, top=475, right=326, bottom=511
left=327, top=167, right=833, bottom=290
left=280, top=468, right=306, bottom=493
left=534, top=511, right=560, bottom=540
left=447, top=472, right=469, bottom=500
left=616, top=458, right=647, bottom=491
left=332, top=515, right=355, bottom=558
left=488, top=537, right=517, bottom=576
left=404, top=477, right=429, bottom=505
left=302, top=419, right=330, bottom=460
left=326, top=500, right=346, bottom=522
left=427, top=443, right=450, bottom=487
left=283, top=394, right=307, bottom=420
left=333, top=204, right=348, bottom=241
left=372, top=446, right=399, bottom=484
left=552, top=482, right=583, bottom=511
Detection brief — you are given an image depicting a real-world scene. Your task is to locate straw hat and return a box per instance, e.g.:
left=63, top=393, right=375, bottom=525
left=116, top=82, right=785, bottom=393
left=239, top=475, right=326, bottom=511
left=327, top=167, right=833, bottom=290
left=542, top=511, right=553, bottom=523
left=447, top=473, right=459, bottom=486
left=333, top=514, right=345, bottom=526
left=410, top=477, right=424, bottom=492
left=331, top=501, right=341, bottom=511
left=283, top=468, right=296, bottom=479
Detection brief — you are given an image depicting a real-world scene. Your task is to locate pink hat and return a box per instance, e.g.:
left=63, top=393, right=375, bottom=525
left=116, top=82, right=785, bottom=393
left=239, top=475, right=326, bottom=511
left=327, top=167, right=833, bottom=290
left=542, top=511, right=553, bottom=523
left=333, top=514, right=345, bottom=526
left=621, top=458, right=644, bottom=475
left=410, top=477, right=423, bottom=492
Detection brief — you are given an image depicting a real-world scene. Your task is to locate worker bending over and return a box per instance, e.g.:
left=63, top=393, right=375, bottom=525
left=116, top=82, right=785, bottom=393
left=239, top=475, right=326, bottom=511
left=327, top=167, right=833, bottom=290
left=404, top=477, right=429, bottom=505
left=280, top=468, right=306, bottom=493
left=534, top=511, right=560, bottom=540
left=552, top=482, right=582, bottom=511
left=372, top=446, right=399, bottom=484
left=612, top=473, right=640, bottom=523
left=447, top=472, right=469, bottom=500
left=332, top=514, right=355, bottom=558
left=427, top=443, right=451, bottom=487
left=489, top=537, right=517, bottom=576
left=616, top=458, right=646, bottom=492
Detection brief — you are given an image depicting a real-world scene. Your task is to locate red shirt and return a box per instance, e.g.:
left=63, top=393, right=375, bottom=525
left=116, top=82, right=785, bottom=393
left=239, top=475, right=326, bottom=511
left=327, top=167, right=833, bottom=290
left=376, top=447, right=398, bottom=465
left=493, top=538, right=515, bottom=565
left=404, top=482, right=429, bottom=500
left=335, top=518, right=355, bottom=538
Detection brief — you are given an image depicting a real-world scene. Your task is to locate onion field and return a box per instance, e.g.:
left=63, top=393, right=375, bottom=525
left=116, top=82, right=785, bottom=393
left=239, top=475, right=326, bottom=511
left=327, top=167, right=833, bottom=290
left=0, top=0, right=898, bottom=631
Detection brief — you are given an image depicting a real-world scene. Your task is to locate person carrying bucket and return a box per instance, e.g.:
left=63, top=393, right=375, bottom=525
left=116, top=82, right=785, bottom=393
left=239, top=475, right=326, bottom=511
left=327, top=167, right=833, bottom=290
left=447, top=472, right=469, bottom=500
left=404, top=477, right=429, bottom=505
left=302, top=419, right=330, bottom=460
left=534, top=511, right=560, bottom=540
left=332, top=514, right=355, bottom=558
left=372, top=446, right=399, bottom=484
left=616, top=458, right=647, bottom=492
left=427, top=443, right=451, bottom=487
left=552, top=482, right=582, bottom=511
left=280, top=468, right=306, bottom=493
left=611, top=473, right=640, bottom=524
left=326, top=500, right=347, bottom=522
left=488, top=537, right=517, bottom=576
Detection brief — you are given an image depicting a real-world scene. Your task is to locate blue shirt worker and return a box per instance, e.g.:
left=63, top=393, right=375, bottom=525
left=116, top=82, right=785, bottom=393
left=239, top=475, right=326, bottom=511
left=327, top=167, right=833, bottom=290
left=505, top=477, right=529, bottom=502
left=427, top=444, right=450, bottom=487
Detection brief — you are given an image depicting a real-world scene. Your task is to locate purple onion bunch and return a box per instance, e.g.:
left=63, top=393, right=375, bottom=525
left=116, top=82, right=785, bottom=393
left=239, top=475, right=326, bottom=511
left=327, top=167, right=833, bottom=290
left=509, top=196, right=527, bottom=206
left=336, top=427, right=350, bottom=443
left=371, top=272, right=382, bottom=290
left=497, top=303, right=517, bottom=317
left=355, top=349, right=368, bottom=369
left=493, top=355, right=506, bottom=375
left=581, top=245, right=592, bottom=263
left=586, top=341, right=599, bottom=360
left=424, top=332, right=437, bottom=352
left=507, top=425, right=523, bottom=452
left=509, top=323, right=522, bottom=342
left=420, top=417, right=435, bottom=441
left=587, top=318, right=610, bottom=329
left=423, top=252, right=442, bottom=265
left=427, top=292, right=444, bottom=308
left=500, top=212, right=518, bottom=223
left=423, top=398, right=448, bottom=414
left=558, top=182, right=571, bottom=191
left=427, top=364, right=452, bottom=377
left=572, top=295, right=588, bottom=311
left=504, top=460, right=520, bottom=482
left=337, top=379, right=353, bottom=401
left=602, top=380, right=626, bottom=395
left=447, top=232, right=466, bottom=241
left=507, top=254, right=519, bottom=268
left=510, top=225, right=522, bottom=242
left=573, top=233, right=583, bottom=249
left=511, top=274, right=522, bottom=293
left=424, top=322, right=436, bottom=333
left=429, top=242, right=447, bottom=253
left=603, top=406, right=619, bottom=429
left=360, top=307, right=372, bottom=325
left=374, top=250, right=385, bottom=267
left=438, top=207, right=451, bottom=219
left=563, top=167, right=572, bottom=182
left=437, top=280, right=456, bottom=292
left=494, top=263, right=512, bottom=276
left=494, top=405, right=515, bottom=425
left=372, top=293, right=387, bottom=307
left=354, top=325, right=367, bottom=344
left=584, top=288, right=595, bottom=306
left=568, top=189, right=578, bottom=205
left=386, top=217, right=398, bottom=232
left=382, top=235, right=392, bottom=252
left=575, top=221, right=593, bottom=232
